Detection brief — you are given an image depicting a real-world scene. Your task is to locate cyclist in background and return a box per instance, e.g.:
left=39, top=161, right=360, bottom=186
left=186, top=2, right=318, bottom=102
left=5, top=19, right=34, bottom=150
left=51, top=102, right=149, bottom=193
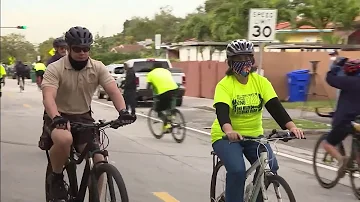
left=122, top=62, right=137, bottom=115
left=211, top=39, right=304, bottom=202
left=14, top=60, right=26, bottom=90
left=47, top=37, right=68, bottom=66
left=34, top=59, right=47, bottom=88
left=322, top=58, right=360, bottom=178
left=146, top=62, right=178, bottom=132
left=0, top=64, right=7, bottom=97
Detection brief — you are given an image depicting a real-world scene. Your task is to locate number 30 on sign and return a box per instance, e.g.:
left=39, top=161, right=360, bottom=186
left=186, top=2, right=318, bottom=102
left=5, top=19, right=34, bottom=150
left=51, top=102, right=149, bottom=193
left=248, top=9, right=278, bottom=41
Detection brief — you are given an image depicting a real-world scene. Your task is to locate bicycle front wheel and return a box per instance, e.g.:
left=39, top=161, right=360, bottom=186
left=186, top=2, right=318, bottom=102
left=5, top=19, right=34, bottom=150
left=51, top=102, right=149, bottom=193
left=313, top=134, right=345, bottom=189
left=263, top=174, right=296, bottom=202
left=94, top=163, right=129, bottom=202
left=171, top=109, right=186, bottom=143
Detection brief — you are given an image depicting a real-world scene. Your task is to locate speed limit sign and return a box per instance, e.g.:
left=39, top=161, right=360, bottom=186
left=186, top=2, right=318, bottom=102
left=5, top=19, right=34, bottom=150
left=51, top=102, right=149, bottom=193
left=248, top=9, right=278, bottom=41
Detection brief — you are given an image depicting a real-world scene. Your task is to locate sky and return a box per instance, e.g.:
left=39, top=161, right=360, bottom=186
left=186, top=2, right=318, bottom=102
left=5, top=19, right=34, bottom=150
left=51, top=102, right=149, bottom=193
left=1, top=0, right=206, bottom=44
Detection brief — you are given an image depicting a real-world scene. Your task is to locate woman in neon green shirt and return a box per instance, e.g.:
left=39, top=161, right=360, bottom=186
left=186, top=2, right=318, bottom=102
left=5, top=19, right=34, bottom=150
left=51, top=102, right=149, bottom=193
left=211, top=39, right=304, bottom=202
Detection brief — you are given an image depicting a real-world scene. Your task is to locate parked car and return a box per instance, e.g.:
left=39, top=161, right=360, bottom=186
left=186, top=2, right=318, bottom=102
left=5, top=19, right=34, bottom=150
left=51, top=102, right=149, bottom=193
left=116, top=58, right=186, bottom=106
left=97, top=64, right=124, bottom=101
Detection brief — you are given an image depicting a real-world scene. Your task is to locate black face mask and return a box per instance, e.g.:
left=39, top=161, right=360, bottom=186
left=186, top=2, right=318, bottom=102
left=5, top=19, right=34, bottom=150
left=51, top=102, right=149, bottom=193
left=68, top=55, right=88, bottom=71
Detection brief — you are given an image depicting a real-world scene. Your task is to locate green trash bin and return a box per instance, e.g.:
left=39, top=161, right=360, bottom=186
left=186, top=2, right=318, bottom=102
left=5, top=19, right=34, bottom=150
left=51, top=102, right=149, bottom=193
left=30, top=70, right=36, bottom=83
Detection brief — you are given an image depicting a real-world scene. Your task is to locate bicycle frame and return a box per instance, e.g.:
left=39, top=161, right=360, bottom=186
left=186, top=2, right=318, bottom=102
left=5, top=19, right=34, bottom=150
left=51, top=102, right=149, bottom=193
left=45, top=136, right=109, bottom=202
left=212, top=139, right=273, bottom=202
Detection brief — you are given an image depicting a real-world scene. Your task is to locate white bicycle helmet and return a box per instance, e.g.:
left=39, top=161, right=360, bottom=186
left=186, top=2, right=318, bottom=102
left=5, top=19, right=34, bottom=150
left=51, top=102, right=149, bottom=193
left=226, top=39, right=254, bottom=57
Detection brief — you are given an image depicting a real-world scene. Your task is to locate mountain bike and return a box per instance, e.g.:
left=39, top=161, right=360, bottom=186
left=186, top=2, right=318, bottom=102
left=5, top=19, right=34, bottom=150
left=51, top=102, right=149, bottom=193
left=313, top=108, right=360, bottom=199
left=147, top=95, right=186, bottom=143
left=210, top=130, right=302, bottom=202
left=45, top=119, right=132, bottom=202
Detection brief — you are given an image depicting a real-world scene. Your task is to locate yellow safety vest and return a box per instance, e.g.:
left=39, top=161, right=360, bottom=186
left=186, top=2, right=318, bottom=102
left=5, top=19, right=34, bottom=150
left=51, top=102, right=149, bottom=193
left=0, top=65, right=6, bottom=79
left=34, top=63, right=46, bottom=71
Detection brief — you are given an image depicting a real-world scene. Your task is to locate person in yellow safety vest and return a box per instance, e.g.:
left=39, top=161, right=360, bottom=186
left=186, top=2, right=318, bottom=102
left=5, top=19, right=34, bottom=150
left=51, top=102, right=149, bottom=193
left=34, top=59, right=47, bottom=88
left=0, top=64, right=7, bottom=97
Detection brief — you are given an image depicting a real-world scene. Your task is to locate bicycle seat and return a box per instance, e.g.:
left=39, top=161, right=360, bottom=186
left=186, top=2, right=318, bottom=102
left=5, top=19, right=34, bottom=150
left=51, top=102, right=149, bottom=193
left=211, top=151, right=216, bottom=156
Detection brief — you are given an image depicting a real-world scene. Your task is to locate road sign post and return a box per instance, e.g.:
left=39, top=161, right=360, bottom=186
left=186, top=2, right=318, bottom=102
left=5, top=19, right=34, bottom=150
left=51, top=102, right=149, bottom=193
left=155, top=34, right=161, bottom=57
left=248, top=8, right=278, bottom=75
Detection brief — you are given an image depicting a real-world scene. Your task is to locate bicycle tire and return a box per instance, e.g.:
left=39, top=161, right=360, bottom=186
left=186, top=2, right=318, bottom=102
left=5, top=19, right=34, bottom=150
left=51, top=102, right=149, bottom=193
left=171, top=108, right=186, bottom=143
left=349, top=165, right=360, bottom=199
left=349, top=138, right=360, bottom=200
left=264, top=174, right=296, bottom=202
left=210, top=161, right=225, bottom=202
left=147, top=108, right=164, bottom=139
left=312, top=134, right=343, bottom=189
left=45, top=161, right=78, bottom=202
left=94, top=163, right=129, bottom=202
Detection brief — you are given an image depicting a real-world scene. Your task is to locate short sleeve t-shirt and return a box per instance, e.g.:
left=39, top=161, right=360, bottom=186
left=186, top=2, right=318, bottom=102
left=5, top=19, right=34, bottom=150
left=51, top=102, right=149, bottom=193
left=211, top=73, right=277, bottom=143
left=146, top=68, right=178, bottom=95
left=41, top=56, right=115, bottom=114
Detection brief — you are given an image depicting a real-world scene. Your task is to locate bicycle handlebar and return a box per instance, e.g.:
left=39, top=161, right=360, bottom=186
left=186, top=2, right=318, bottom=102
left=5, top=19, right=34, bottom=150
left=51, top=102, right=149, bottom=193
left=70, top=118, right=133, bottom=130
left=222, top=129, right=305, bottom=142
left=315, top=108, right=334, bottom=118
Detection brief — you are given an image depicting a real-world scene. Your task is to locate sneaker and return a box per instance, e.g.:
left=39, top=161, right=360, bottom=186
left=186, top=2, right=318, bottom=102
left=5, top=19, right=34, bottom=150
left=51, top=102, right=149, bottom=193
left=338, top=156, right=350, bottom=178
left=47, top=173, right=68, bottom=201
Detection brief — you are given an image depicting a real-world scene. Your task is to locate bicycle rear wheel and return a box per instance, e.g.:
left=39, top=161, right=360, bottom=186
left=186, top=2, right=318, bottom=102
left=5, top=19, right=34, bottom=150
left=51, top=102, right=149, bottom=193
left=210, top=161, right=225, bottom=202
left=170, top=109, right=186, bottom=143
left=313, top=133, right=345, bottom=189
left=147, top=108, right=165, bottom=139
left=94, top=163, right=129, bottom=202
left=19, top=80, right=24, bottom=92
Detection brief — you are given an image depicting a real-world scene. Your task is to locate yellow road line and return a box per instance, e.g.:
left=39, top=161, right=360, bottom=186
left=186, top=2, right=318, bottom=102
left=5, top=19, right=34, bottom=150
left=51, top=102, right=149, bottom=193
left=153, top=192, right=180, bottom=202
left=23, top=104, right=31, bottom=108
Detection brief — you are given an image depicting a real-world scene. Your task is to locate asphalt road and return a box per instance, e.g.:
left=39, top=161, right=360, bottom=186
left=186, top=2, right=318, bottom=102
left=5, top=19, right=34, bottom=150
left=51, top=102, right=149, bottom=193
left=1, top=79, right=359, bottom=202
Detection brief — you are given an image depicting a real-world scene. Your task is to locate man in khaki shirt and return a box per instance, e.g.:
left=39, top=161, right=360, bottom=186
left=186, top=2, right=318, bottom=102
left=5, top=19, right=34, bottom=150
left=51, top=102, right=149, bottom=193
left=40, top=26, right=136, bottom=201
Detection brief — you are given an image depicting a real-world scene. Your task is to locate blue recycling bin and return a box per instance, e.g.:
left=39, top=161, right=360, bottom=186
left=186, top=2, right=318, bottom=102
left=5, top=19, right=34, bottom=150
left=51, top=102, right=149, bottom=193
left=286, top=69, right=310, bottom=102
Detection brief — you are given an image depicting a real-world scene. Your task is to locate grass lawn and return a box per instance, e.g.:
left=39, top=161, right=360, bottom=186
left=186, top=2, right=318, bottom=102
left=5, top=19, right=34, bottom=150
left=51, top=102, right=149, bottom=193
left=281, top=100, right=336, bottom=112
left=262, top=118, right=331, bottom=130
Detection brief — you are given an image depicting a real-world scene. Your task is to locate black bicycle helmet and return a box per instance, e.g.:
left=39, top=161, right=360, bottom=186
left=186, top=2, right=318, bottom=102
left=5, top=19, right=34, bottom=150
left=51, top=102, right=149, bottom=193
left=65, top=26, right=93, bottom=46
left=53, top=37, right=67, bottom=48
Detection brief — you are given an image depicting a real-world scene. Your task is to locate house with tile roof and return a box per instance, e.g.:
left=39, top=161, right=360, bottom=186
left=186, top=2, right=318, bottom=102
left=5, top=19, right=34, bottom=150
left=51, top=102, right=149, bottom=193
left=276, top=16, right=360, bottom=44
left=275, top=22, right=335, bottom=43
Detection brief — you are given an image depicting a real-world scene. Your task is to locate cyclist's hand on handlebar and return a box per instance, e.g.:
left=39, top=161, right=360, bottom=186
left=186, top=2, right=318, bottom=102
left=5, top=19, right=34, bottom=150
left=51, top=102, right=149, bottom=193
left=225, top=130, right=243, bottom=142
left=289, top=127, right=305, bottom=139
left=51, top=115, right=70, bottom=130
left=112, top=109, right=137, bottom=129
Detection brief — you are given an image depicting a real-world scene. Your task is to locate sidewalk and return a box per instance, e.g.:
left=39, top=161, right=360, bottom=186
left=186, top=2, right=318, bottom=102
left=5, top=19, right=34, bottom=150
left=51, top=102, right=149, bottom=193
left=182, top=96, right=331, bottom=124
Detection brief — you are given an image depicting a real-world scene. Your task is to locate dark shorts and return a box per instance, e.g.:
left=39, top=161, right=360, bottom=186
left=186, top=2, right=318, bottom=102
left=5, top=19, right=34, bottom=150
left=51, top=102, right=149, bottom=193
left=326, top=123, right=353, bottom=146
left=38, top=111, right=99, bottom=151
left=35, top=70, right=45, bottom=77
left=155, top=89, right=177, bottom=112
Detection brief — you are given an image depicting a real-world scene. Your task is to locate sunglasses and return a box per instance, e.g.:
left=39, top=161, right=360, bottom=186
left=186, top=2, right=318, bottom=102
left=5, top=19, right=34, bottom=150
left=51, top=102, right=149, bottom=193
left=71, top=46, right=90, bottom=53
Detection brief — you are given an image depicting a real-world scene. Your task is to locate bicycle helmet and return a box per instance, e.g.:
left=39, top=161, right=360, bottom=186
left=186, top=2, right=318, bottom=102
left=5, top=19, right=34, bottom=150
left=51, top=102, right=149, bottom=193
left=53, top=37, right=67, bottom=48
left=226, top=39, right=254, bottom=57
left=343, top=59, right=360, bottom=76
left=65, top=26, right=93, bottom=47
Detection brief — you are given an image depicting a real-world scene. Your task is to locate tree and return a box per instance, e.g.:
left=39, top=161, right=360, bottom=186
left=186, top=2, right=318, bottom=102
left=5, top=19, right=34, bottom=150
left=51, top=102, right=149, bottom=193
left=38, top=37, right=55, bottom=62
left=296, top=0, right=360, bottom=43
left=0, top=34, right=37, bottom=64
left=175, top=6, right=212, bottom=42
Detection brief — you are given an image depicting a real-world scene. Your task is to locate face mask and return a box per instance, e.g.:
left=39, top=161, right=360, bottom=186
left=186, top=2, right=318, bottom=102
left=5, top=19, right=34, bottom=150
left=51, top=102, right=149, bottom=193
left=230, top=60, right=253, bottom=77
left=330, top=56, right=336, bottom=61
